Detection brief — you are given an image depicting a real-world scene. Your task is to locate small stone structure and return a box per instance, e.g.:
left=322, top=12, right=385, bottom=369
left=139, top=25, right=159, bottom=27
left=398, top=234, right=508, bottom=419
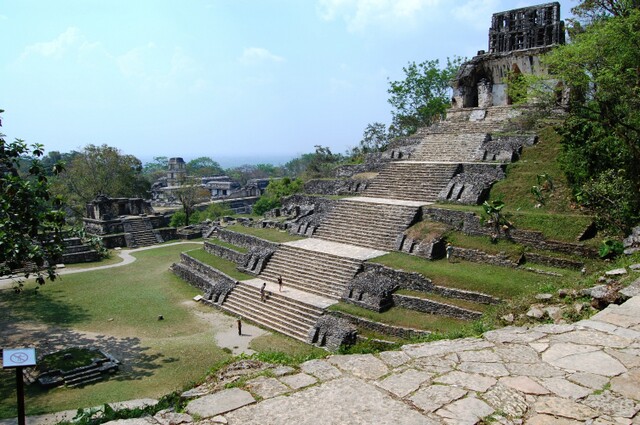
left=83, top=195, right=174, bottom=248
left=452, top=2, right=565, bottom=109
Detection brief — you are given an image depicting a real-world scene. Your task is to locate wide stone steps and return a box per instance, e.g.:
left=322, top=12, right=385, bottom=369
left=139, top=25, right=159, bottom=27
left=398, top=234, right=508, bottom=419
left=259, top=245, right=362, bottom=299
left=125, top=219, right=158, bottom=247
left=221, top=283, right=324, bottom=341
left=362, top=163, right=459, bottom=202
left=410, top=133, right=488, bottom=162
left=314, top=200, right=420, bottom=250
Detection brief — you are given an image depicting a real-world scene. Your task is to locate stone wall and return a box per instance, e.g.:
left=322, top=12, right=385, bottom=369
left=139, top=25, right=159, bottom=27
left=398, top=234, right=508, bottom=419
left=330, top=311, right=431, bottom=340
left=279, top=195, right=337, bottom=236
left=438, top=164, right=506, bottom=205
left=307, top=315, right=357, bottom=351
left=155, top=227, right=178, bottom=242
left=344, top=263, right=500, bottom=310
left=391, top=294, right=482, bottom=320
left=216, top=227, right=278, bottom=251
left=100, top=233, right=128, bottom=249
left=171, top=253, right=236, bottom=304
left=523, top=252, right=584, bottom=270
left=204, top=240, right=246, bottom=265
left=423, top=207, right=598, bottom=258
left=449, top=246, right=521, bottom=268
left=303, top=179, right=368, bottom=196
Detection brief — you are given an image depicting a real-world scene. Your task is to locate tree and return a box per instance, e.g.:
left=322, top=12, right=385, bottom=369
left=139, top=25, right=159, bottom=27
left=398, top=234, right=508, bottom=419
left=571, top=0, right=640, bottom=21
left=1, top=133, right=66, bottom=290
left=187, top=156, right=223, bottom=177
left=543, top=7, right=640, bottom=233
left=348, top=122, right=390, bottom=161
left=253, top=177, right=303, bottom=215
left=387, top=57, right=463, bottom=136
left=53, top=144, right=150, bottom=219
left=303, top=146, right=343, bottom=179
left=172, top=178, right=210, bottom=225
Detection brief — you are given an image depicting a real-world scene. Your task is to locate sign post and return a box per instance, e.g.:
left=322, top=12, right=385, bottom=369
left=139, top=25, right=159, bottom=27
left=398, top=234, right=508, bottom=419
left=3, top=348, right=37, bottom=425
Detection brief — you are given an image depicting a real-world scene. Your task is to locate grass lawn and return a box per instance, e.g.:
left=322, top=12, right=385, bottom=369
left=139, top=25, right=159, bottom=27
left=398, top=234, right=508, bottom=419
left=185, top=248, right=253, bottom=281
left=370, top=252, right=580, bottom=299
left=0, top=243, right=230, bottom=419
left=206, top=238, right=248, bottom=253
left=329, top=302, right=468, bottom=334
left=225, top=225, right=304, bottom=243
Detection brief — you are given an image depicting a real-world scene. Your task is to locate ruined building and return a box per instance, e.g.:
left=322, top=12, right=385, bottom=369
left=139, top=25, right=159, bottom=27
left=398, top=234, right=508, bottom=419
left=451, top=2, right=565, bottom=109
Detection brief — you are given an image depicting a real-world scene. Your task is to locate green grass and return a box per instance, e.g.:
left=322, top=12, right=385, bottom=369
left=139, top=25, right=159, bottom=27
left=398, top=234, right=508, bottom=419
left=370, top=252, right=577, bottom=299
left=430, top=126, right=600, bottom=244
left=185, top=248, right=253, bottom=281
left=0, top=243, right=230, bottom=419
left=394, top=289, right=490, bottom=313
left=206, top=238, right=249, bottom=253
left=329, top=302, right=468, bottom=334
left=249, top=334, right=327, bottom=364
left=225, top=225, right=304, bottom=243
left=39, top=347, right=105, bottom=372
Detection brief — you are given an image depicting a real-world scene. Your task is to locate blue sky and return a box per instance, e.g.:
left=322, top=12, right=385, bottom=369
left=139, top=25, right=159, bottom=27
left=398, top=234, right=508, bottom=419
left=0, top=0, right=576, bottom=165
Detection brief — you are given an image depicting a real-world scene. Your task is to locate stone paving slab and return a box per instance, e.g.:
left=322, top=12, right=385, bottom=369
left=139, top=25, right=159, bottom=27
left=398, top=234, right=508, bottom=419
left=185, top=388, right=254, bottom=418
left=224, top=377, right=433, bottom=425
left=284, top=238, right=386, bottom=260
left=243, top=278, right=336, bottom=309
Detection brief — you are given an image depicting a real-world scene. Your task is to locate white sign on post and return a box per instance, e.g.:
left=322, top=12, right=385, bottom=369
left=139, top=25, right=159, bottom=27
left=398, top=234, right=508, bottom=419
left=2, top=348, right=37, bottom=368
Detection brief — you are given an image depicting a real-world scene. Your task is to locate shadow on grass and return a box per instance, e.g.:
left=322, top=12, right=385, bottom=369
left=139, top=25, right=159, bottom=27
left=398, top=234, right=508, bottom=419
left=0, top=288, right=90, bottom=327
left=1, top=326, right=167, bottom=416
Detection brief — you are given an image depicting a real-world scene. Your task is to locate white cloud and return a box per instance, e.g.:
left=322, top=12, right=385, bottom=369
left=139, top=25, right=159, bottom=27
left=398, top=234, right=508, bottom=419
left=239, top=47, right=284, bottom=65
left=452, top=0, right=501, bottom=30
left=20, top=27, right=81, bottom=59
left=117, top=44, right=203, bottom=91
left=317, top=0, right=442, bottom=33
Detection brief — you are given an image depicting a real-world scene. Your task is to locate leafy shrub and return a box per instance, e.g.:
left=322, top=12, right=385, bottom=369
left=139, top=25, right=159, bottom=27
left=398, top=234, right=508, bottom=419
left=599, top=239, right=624, bottom=259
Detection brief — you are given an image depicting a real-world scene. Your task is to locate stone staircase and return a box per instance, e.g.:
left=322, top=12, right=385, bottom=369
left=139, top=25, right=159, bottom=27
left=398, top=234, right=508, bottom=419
left=258, top=245, right=363, bottom=300
left=313, top=199, right=421, bottom=250
left=220, top=281, right=327, bottom=342
left=409, top=133, right=489, bottom=162
left=362, top=162, right=460, bottom=202
left=124, top=217, right=160, bottom=247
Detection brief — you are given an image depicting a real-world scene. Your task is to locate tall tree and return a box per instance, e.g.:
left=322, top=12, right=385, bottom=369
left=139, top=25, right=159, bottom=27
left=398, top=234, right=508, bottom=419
left=387, top=57, right=463, bottom=136
left=543, top=5, right=640, bottom=233
left=348, top=122, right=390, bottom=160
left=187, top=156, right=223, bottom=177
left=172, top=177, right=210, bottom=225
left=1, top=130, right=66, bottom=289
left=53, top=144, right=150, bottom=219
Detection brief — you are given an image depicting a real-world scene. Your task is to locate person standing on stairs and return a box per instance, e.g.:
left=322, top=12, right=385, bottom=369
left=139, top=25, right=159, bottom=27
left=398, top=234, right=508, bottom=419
left=278, top=275, right=283, bottom=292
left=260, top=282, right=266, bottom=302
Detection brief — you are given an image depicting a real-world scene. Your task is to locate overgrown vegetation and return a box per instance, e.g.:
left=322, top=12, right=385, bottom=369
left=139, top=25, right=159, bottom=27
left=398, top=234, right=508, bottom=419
left=525, top=2, right=640, bottom=235
left=0, top=130, right=66, bottom=290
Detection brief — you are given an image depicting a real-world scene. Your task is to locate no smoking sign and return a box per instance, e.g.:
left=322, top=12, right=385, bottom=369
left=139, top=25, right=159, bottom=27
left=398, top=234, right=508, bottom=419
left=3, top=348, right=37, bottom=368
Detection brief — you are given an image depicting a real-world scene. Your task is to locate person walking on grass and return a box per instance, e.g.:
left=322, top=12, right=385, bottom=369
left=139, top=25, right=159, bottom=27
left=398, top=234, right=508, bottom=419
left=260, top=282, right=266, bottom=302
left=446, top=243, right=454, bottom=263
left=278, top=275, right=283, bottom=292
